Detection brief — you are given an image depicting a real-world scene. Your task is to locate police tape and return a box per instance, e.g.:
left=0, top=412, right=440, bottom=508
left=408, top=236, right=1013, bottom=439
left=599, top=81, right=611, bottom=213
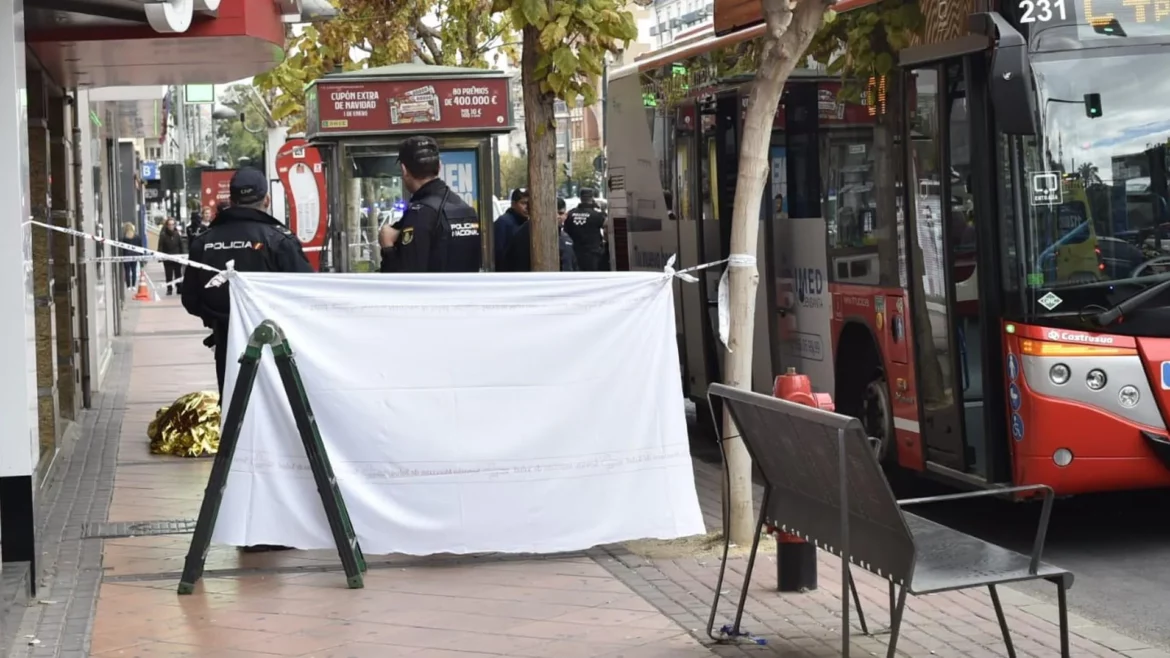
left=26, top=220, right=223, bottom=274
left=85, top=254, right=166, bottom=264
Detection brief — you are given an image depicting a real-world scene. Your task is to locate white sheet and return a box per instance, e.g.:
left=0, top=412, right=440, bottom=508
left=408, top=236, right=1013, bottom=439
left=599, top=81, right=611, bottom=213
left=213, top=271, right=706, bottom=555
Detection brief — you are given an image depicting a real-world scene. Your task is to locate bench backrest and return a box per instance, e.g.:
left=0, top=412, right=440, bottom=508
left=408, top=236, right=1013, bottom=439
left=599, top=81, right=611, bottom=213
left=710, top=383, right=917, bottom=586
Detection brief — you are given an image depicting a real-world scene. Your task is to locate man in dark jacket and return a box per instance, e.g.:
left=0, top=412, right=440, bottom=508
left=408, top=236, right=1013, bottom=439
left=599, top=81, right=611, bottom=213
left=498, top=197, right=578, bottom=272
left=185, top=211, right=204, bottom=249
left=563, top=188, right=608, bottom=271
left=377, top=136, right=482, bottom=272
left=181, top=168, right=313, bottom=399
left=493, top=188, right=528, bottom=268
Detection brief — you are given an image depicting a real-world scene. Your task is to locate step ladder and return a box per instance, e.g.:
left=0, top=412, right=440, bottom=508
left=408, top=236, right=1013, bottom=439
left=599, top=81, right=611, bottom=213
left=178, top=320, right=366, bottom=595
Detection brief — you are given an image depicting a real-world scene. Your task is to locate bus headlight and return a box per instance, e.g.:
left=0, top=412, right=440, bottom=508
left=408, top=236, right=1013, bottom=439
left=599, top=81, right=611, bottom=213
left=1050, top=363, right=1071, bottom=385
left=1054, top=448, right=1074, bottom=467
left=1119, top=385, right=1141, bottom=408
left=1086, top=369, right=1107, bottom=390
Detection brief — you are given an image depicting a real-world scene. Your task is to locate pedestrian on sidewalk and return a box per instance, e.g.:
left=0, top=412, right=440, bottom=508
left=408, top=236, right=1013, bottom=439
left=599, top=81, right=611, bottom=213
left=157, top=217, right=185, bottom=296
left=181, top=168, right=313, bottom=399
left=185, top=210, right=205, bottom=250
left=120, top=222, right=143, bottom=289
left=498, top=196, right=578, bottom=272
left=494, top=188, right=528, bottom=267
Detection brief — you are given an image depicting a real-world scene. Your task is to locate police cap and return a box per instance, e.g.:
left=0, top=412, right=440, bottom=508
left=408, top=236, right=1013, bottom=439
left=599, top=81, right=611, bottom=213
left=230, top=168, right=268, bottom=205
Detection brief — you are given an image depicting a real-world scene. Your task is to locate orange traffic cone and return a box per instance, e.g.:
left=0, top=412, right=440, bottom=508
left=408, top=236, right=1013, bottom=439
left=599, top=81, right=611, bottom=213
left=133, top=268, right=151, bottom=301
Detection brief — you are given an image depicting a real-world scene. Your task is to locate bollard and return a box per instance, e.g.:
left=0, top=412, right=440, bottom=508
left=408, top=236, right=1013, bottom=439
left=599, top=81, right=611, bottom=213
left=771, top=367, right=834, bottom=593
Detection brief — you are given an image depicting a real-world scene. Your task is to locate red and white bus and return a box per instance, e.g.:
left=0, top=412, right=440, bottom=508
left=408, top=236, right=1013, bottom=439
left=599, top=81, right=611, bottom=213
left=606, top=0, right=1170, bottom=495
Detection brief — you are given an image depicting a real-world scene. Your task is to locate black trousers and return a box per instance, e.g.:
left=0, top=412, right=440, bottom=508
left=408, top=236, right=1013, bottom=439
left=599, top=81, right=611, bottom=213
left=163, top=260, right=182, bottom=294
left=576, top=248, right=605, bottom=272
left=213, top=321, right=228, bottom=401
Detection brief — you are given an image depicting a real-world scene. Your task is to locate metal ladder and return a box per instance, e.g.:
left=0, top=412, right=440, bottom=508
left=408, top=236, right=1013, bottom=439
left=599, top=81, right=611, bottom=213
left=178, top=320, right=366, bottom=594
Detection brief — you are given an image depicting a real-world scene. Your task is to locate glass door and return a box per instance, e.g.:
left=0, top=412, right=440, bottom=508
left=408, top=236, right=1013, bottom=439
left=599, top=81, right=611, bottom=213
left=341, top=145, right=406, bottom=272
left=905, top=63, right=969, bottom=472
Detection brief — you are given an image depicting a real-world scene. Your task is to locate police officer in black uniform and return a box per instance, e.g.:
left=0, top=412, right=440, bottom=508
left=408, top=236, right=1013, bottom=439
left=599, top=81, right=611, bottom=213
left=563, top=188, right=608, bottom=271
left=498, top=197, right=578, bottom=272
left=181, top=168, right=313, bottom=399
left=378, top=136, right=482, bottom=273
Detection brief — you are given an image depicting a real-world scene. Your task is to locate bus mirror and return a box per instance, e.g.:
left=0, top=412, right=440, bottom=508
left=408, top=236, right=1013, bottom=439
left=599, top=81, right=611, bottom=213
left=971, top=12, right=1037, bottom=136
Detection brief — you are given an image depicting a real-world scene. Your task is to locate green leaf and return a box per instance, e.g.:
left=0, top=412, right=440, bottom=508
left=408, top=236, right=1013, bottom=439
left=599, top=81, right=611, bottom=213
left=551, top=46, right=578, bottom=74
left=520, top=0, right=547, bottom=26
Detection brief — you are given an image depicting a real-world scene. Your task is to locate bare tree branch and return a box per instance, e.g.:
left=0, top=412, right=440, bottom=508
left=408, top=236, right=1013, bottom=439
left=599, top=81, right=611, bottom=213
left=415, top=20, right=444, bottom=63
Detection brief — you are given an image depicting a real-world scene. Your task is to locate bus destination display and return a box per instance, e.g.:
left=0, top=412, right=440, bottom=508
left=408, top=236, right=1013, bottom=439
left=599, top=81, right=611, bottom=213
left=1019, top=0, right=1170, bottom=38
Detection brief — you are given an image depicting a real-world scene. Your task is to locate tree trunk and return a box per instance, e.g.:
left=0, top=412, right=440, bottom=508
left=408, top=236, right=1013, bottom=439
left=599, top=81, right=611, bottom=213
left=521, top=25, right=560, bottom=272
left=723, top=0, right=830, bottom=546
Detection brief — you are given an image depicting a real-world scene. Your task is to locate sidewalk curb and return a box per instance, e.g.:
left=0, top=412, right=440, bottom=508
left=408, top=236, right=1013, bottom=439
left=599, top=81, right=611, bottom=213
left=590, top=543, right=1170, bottom=658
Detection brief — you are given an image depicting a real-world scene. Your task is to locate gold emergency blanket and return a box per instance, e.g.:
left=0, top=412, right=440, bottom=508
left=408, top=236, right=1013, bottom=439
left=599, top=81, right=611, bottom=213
left=148, top=391, right=221, bottom=457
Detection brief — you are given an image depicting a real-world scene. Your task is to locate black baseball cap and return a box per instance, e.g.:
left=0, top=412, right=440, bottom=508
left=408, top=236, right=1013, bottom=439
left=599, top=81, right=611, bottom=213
left=230, top=167, right=268, bottom=205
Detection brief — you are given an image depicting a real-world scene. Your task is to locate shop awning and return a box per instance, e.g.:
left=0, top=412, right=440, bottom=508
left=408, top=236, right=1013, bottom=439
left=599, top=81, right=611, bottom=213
left=24, top=0, right=331, bottom=88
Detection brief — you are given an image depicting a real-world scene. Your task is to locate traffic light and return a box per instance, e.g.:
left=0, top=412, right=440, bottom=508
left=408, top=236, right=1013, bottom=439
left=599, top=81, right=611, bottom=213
left=562, top=162, right=570, bottom=178
left=1084, top=93, right=1102, bottom=119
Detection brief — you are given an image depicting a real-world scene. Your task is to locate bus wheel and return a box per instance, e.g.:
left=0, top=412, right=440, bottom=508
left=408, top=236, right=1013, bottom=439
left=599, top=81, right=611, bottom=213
left=862, top=375, right=896, bottom=464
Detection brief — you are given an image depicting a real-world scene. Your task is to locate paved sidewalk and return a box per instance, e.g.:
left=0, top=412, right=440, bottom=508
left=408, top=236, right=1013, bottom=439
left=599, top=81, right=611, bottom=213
left=8, top=276, right=715, bottom=658
left=3, top=264, right=1169, bottom=657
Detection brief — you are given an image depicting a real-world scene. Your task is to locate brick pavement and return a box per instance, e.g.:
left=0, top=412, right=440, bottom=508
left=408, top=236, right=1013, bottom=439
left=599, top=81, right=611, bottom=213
left=2, top=264, right=1168, bottom=657
left=5, top=269, right=716, bottom=658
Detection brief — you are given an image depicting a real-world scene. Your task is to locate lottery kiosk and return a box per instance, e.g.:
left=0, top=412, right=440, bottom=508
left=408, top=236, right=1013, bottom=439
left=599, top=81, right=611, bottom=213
left=304, top=63, right=514, bottom=272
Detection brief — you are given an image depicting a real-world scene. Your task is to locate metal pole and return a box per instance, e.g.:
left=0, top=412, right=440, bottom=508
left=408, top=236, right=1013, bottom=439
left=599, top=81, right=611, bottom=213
left=211, top=103, right=218, bottom=168
left=839, top=427, right=850, bottom=658
left=602, top=59, right=608, bottom=159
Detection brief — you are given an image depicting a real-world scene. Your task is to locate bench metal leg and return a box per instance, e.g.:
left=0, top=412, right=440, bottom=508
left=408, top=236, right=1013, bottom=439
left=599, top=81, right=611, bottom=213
left=989, top=585, right=1017, bottom=658
left=885, top=585, right=908, bottom=658
left=847, top=568, right=869, bottom=635
left=1056, top=579, right=1071, bottom=658
left=706, top=488, right=770, bottom=642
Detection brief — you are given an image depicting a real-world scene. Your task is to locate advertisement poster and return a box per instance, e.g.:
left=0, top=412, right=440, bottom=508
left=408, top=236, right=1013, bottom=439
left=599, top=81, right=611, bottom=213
left=276, top=138, right=328, bottom=271
left=774, top=217, right=834, bottom=393
left=200, top=169, right=236, bottom=221
left=440, top=150, right=479, bottom=212
left=312, top=77, right=512, bottom=137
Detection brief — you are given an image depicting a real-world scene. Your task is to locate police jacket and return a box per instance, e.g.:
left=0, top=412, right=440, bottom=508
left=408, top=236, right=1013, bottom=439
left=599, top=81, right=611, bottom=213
left=493, top=208, right=526, bottom=267
left=380, top=179, right=482, bottom=273
left=498, top=220, right=578, bottom=272
left=563, top=203, right=606, bottom=253
left=181, top=206, right=312, bottom=325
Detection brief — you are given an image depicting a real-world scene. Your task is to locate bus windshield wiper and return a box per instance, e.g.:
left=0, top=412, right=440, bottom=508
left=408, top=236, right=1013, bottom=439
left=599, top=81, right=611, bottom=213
left=1095, top=277, right=1170, bottom=326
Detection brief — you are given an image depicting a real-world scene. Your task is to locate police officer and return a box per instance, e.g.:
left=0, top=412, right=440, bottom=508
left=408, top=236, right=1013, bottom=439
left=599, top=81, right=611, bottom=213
left=181, top=168, right=313, bottom=399
left=564, top=188, right=608, bottom=271
left=378, top=136, right=481, bottom=272
left=498, top=197, right=578, bottom=272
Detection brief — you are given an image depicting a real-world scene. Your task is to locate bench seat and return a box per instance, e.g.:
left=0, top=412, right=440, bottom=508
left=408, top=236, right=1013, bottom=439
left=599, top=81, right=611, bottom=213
left=905, top=513, right=1072, bottom=595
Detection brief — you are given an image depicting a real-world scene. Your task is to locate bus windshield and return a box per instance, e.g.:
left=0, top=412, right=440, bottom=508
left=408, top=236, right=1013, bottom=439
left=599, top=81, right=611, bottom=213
left=1021, top=49, right=1170, bottom=307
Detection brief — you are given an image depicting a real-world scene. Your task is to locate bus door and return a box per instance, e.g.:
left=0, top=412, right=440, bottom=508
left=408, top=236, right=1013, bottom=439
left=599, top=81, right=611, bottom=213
left=696, top=92, right=740, bottom=386
left=904, top=54, right=1006, bottom=480
left=676, top=103, right=708, bottom=396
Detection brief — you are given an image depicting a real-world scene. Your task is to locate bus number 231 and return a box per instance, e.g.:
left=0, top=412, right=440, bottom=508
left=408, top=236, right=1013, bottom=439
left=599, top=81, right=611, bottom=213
left=1019, top=0, right=1067, bottom=23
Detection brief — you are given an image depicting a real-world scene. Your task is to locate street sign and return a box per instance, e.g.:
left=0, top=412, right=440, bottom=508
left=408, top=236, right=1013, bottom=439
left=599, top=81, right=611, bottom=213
left=141, top=161, right=160, bottom=181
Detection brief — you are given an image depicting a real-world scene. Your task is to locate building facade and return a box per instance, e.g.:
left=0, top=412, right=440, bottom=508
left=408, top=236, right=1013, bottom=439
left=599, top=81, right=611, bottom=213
left=0, top=0, right=314, bottom=596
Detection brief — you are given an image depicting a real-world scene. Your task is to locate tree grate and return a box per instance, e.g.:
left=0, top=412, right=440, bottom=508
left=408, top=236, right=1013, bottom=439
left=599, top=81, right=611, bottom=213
left=82, top=519, right=198, bottom=539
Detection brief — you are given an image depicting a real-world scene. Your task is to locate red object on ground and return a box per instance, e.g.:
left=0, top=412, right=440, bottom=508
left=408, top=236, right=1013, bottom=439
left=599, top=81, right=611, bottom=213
left=772, top=367, right=834, bottom=545
left=134, top=270, right=152, bottom=302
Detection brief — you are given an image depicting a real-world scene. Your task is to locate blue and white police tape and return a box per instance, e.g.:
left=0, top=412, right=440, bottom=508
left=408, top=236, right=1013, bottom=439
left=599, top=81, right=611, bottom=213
left=25, top=219, right=222, bottom=275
